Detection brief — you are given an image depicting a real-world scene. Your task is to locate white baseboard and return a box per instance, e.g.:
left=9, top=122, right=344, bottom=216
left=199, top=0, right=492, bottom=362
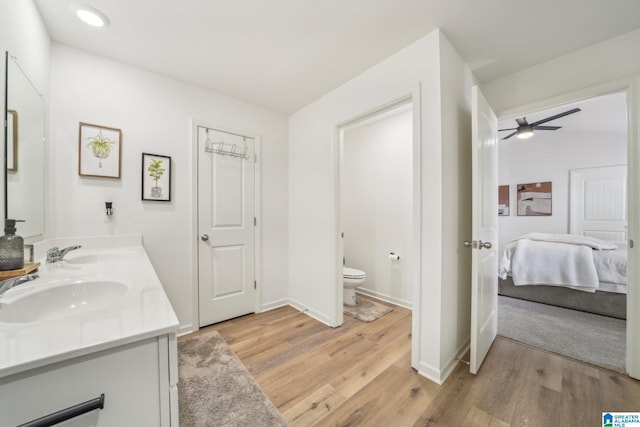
left=178, top=299, right=331, bottom=336
left=288, top=298, right=334, bottom=327
left=355, top=288, right=412, bottom=310
left=441, top=338, right=470, bottom=381
left=418, top=337, right=470, bottom=385
left=180, top=291, right=418, bottom=338
left=418, top=361, right=445, bottom=385
left=260, top=299, right=290, bottom=312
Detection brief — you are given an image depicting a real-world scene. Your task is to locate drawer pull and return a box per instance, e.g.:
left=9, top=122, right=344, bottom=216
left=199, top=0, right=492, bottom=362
left=18, top=394, right=105, bottom=427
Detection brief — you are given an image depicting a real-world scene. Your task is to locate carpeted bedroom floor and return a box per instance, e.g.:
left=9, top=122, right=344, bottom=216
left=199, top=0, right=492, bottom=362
left=498, top=295, right=626, bottom=372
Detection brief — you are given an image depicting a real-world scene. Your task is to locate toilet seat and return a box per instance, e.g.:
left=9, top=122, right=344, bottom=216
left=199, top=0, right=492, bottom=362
left=343, top=267, right=365, bottom=279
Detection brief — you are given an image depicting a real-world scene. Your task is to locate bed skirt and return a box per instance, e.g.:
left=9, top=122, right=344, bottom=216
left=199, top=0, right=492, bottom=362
left=498, top=277, right=626, bottom=320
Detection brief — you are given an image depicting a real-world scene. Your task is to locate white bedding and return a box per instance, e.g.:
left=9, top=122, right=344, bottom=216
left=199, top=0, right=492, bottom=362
left=499, top=233, right=627, bottom=293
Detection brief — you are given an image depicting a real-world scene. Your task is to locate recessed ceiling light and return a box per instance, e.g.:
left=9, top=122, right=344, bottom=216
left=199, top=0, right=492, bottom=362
left=73, top=4, right=109, bottom=27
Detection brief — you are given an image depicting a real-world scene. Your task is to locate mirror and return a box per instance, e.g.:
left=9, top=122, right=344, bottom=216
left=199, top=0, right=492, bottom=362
left=4, top=52, right=45, bottom=238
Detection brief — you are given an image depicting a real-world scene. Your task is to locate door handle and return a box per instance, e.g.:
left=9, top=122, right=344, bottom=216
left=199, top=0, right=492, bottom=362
left=478, top=241, right=492, bottom=249
left=201, top=234, right=209, bottom=241
left=464, top=240, right=492, bottom=249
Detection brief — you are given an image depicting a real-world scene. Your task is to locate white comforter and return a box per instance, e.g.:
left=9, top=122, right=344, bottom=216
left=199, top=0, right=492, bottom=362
left=499, top=233, right=627, bottom=292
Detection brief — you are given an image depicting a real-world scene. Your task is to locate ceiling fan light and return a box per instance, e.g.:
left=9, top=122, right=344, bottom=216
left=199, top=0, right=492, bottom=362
left=516, top=125, right=534, bottom=139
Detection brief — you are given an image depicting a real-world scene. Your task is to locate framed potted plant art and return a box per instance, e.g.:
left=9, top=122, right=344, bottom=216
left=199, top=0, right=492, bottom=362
left=78, top=122, right=122, bottom=178
left=142, top=153, right=171, bottom=201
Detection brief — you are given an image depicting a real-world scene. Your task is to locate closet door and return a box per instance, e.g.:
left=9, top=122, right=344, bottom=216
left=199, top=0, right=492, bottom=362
left=198, top=126, right=256, bottom=327
left=570, top=165, right=627, bottom=242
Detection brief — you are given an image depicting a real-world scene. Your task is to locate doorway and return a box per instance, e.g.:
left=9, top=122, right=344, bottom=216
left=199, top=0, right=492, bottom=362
left=196, top=124, right=259, bottom=327
left=495, top=91, right=630, bottom=372
left=336, top=98, right=419, bottom=361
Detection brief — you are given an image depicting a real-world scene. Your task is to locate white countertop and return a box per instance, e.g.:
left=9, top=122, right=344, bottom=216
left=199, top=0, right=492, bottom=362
left=0, top=235, right=180, bottom=378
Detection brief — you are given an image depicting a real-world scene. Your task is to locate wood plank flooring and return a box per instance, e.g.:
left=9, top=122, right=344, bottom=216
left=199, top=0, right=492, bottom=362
left=189, top=297, right=640, bottom=426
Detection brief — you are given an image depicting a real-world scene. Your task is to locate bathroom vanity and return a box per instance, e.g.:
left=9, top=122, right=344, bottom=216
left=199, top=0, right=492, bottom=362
left=0, top=235, right=180, bottom=426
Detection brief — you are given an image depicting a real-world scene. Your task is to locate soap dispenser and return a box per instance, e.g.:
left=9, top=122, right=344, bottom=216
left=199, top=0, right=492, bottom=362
left=0, top=219, right=25, bottom=271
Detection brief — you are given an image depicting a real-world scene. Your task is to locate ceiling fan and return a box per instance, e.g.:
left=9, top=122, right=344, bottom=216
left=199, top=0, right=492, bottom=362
left=499, top=107, right=581, bottom=140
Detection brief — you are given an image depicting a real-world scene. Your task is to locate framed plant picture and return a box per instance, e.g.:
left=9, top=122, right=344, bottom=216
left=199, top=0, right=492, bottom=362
left=78, top=122, right=122, bottom=178
left=142, top=153, right=171, bottom=201
left=6, top=109, right=17, bottom=171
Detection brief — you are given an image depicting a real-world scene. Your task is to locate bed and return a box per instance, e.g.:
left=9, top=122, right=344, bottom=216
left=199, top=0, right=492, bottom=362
left=498, top=233, right=627, bottom=319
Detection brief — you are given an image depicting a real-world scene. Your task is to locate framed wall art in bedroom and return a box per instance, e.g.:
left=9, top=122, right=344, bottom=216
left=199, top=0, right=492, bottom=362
left=516, top=181, right=552, bottom=216
left=498, top=185, right=510, bottom=216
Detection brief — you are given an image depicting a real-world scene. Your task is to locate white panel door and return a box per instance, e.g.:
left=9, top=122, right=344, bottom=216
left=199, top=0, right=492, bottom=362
left=470, top=86, right=499, bottom=374
left=198, top=127, right=256, bottom=327
left=570, top=165, right=627, bottom=242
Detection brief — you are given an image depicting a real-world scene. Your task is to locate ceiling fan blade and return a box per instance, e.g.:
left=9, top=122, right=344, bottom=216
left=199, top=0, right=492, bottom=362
left=530, top=108, right=581, bottom=126
left=515, top=118, right=528, bottom=126
left=498, top=127, right=518, bottom=131
left=532, top=125, right=562, bottom=131
left=502, top=131, right=517, bottom=140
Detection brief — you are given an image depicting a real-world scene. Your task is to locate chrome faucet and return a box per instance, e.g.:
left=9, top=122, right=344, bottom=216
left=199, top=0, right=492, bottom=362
left=46, top=245, right=82, bottom=263
left=0, top=274, right=39, bottom=298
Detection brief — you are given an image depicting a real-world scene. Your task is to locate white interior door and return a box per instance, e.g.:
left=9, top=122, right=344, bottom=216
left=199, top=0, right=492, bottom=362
left=570, top=165, right=627, bottom=242
left=198, top=126, right=256, bottom=327
left=470, top=86, right=499, bottom=374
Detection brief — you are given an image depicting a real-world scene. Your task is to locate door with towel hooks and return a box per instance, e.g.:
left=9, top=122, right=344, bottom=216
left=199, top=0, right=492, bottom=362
left=197, top=126, right=256, bottom=326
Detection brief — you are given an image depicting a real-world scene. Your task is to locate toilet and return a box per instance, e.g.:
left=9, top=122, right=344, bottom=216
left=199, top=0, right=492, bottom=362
left=343, top=267, right=366, bottom=306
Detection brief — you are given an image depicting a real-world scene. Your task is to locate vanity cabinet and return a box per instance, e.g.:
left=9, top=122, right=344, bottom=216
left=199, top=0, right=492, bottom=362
left=0, top=333, right=178, bottom=427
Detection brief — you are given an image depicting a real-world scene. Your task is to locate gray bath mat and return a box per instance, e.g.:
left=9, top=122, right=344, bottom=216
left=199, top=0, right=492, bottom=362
left=178, top=329, right=288, bottom=426
left=344, top=296, right=393, bottom=322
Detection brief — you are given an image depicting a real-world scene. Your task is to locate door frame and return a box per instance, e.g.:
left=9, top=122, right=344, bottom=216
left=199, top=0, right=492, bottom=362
left=190, top=119, right=262, bottom=333
left=334, top=85, right=422, bottom=370
left=495, top=77, right=639, bottom=379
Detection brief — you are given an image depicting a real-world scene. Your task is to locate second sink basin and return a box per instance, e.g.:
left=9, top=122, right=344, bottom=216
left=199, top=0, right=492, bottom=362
left=0, top=279, right=128, bottom=323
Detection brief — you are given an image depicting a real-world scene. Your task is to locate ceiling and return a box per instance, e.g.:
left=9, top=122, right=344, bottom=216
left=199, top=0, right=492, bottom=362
left=34, top=0, right=640, bottom=115
left=498, top=91, right=628, bottom=141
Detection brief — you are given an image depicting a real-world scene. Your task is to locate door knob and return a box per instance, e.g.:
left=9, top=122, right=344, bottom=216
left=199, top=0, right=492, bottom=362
left=478, top=241, right=492, bottom=249
left=464, top=241, right=476, bottom=248
left=201, top=234, right=209, bottom=241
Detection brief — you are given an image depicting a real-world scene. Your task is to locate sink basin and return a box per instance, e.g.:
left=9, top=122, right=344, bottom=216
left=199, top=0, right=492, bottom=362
left=0, top=279, right=128, bottom=323
left=64, top=253, right=130, bottom=265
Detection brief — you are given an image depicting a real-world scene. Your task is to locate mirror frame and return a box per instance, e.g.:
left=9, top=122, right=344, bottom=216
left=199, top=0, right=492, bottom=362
left=3, top=51, right=8, bottom=219
left=3, top=51, right=46, bottom=238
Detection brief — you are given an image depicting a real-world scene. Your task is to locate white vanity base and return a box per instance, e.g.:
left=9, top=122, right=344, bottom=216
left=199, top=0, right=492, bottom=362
left=0, top=333, right=178, bottom=426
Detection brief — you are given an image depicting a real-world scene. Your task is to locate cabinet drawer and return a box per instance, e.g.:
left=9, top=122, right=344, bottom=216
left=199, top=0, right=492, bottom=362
left=1, top=337, right=164, bottom=426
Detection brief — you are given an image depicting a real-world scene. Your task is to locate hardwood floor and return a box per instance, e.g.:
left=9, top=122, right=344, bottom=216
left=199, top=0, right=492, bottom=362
left=200, top=297, right=640, bottom=426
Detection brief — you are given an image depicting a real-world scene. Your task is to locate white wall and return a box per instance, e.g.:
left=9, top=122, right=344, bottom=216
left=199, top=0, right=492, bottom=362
left=0, top=0, right=50, bottom=99
left=288, top=29, right=474, bottom=384
left=498, top=130, right=627, bottom=253
left=48, top=44, right=289, bottom=332
left=437, top=33, right=474, bottom=378
left=482, top=28, right=640, bottom=114
left=0, top=0, right=50, bottom=232
left=343, top=108, right=413, bottom=307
